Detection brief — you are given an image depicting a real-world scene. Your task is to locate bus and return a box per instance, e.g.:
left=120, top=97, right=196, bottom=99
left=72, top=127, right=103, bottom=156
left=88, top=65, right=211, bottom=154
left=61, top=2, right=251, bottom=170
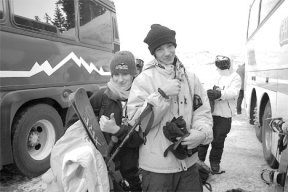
left=0, top=0, right=120, bottom=177
left=245, top=0, right=288, bottom=168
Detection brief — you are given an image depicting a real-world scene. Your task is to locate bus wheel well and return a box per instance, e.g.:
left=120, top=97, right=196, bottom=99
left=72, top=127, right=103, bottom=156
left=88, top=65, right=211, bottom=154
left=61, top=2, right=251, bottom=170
left=259, top=94, right=270, bottom=127
left=12, top=98, right=65, bottom=137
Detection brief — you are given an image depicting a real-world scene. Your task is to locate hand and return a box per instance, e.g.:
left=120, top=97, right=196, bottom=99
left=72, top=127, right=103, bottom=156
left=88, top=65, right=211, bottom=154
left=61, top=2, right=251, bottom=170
left=181, top=129, right=205, bottom=149
left=99, top=113, right=120, bottom=134
left=207, top=89, right=221, bottom=100
left=161, top=79, right=181, bottom=97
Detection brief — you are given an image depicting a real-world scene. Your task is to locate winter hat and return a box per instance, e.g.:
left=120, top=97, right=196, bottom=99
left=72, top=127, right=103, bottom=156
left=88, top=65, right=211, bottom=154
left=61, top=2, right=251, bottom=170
left=144, top=24, right=177, bottom=55
left=110, top=51, right=136, bottom=76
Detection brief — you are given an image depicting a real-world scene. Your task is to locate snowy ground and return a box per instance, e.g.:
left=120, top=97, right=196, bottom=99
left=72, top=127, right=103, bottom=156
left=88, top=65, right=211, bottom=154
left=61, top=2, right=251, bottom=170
left=0, top=112, right=278, bottom=192
left=203, top=112, right=275, bottom=192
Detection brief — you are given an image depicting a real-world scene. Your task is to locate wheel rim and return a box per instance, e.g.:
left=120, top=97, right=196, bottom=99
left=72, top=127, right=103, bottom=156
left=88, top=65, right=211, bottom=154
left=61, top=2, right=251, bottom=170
left=27, top=120, right=56, bottom=160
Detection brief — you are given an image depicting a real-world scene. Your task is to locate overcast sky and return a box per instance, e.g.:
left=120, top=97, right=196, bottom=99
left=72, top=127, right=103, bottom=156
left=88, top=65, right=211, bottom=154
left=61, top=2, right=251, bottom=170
left=113, top=0, right=251, bottom=62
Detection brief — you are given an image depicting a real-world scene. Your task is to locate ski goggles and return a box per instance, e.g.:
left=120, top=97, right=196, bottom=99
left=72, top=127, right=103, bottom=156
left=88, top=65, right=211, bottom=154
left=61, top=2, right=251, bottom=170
left=215, top=55, right=230, bottom=63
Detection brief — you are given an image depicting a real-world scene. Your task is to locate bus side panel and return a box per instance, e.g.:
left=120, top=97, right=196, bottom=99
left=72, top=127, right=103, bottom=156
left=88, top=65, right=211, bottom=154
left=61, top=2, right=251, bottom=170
left=0, top=31, right=111, bottom=89
left=245, top=0, right=288, bottom=163
left=277, top=68, right=288, bottom=120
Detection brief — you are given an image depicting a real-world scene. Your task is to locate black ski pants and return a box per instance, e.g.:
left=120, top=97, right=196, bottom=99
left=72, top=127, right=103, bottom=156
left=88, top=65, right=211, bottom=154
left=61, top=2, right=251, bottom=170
left=198, top=116, right=232, bottom=164
left=237, top=90, right=244, bottom=114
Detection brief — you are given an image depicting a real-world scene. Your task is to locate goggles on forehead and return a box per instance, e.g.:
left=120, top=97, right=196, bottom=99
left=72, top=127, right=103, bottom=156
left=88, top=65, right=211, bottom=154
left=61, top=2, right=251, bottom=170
left=215, top=55, right=230, bottom=62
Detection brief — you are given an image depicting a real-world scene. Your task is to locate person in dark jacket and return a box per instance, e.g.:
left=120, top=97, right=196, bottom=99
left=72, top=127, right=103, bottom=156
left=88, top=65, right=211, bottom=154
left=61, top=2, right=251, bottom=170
left=67, top=51, right=142, bottom=191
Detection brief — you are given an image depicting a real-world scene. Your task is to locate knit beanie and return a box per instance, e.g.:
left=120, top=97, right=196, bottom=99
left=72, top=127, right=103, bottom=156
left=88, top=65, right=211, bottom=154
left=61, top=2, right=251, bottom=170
left=110, top=51, right=136, bottom=76
left=144, top=24, right=177, bottom=55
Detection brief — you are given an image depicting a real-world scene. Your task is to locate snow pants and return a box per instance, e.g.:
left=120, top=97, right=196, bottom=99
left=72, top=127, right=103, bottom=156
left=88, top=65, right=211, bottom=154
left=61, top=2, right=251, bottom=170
left=237, top=90, right=244, bottom=114
left=141, top=164, right=203, bottom=192
left=198, top=116, right=232, bottom=164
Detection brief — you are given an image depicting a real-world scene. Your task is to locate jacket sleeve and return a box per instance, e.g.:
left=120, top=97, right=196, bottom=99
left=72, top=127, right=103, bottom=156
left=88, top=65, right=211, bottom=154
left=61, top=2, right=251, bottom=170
left=114, top=124, right=144, bottom=148
left=189, top=73, right=213, bottom=145
left=127, top=73, right=171, bottom=132
left=220, top=73, right=241, bottom=101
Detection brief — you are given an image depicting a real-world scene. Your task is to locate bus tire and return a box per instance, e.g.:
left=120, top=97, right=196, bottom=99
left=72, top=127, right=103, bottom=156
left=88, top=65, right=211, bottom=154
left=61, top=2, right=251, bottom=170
left=261, top=101, right=279, bottom=169
left=12, top=104, right=64, bottom=177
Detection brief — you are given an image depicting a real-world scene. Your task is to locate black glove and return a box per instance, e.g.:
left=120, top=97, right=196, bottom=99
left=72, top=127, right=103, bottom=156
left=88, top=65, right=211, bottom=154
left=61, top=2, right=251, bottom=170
left=163, top=116, right=190, bottom=160
left=163, top=121, right=185, bottom=142
left=207, top=89, right=221, bottom=100
left=213, top=85, right=220, bottom=90
left=171, top=116, right=188, bottom=134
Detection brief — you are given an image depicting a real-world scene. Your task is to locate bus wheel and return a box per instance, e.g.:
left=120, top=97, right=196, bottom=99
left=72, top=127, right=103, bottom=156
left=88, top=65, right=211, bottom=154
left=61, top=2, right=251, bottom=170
left=12, top=104, right=64, bottom=177
left=261, top=101, right=279, bottom=169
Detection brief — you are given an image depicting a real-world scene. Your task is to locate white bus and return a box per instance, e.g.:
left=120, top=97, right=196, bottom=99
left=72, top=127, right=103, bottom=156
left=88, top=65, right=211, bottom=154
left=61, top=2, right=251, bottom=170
left=245, top=0, right=288, bottom=168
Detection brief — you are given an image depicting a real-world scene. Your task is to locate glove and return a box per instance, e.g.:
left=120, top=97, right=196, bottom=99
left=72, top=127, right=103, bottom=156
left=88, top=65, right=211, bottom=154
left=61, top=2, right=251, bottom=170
left=163, top=116, right=191, bottom=160
left=207, top=89, right=221, bottom=100
left=171, top=116, right=188, bottom=134
left=163, top=121, right=184, bottom=142
left=99, top=113, right=120, bottom=134
left=213, top=85, right=220, bottom=90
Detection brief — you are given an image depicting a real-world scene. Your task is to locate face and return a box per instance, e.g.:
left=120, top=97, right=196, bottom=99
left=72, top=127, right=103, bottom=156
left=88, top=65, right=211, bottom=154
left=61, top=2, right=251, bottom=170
left=154, top=43, right=176, bottom=65
left=112, top=73, right=133, bottom=89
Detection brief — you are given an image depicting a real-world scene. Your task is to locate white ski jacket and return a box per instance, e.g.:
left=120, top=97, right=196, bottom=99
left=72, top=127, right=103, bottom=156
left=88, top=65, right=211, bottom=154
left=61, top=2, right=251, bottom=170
left=41, top=120, right=110, bottom=192
left=212, top=69, right=241, bottom=118
left=127, top=58, right=213, bottom=173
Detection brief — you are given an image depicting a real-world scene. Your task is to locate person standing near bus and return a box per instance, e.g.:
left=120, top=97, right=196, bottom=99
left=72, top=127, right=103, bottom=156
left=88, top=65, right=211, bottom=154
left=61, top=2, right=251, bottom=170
left=236, top=63, right=245, bottom=114
left=198, top=55, right=241, bottom=173
left=66, top=51, right=142, bottom=191
left=127, top=24, right=213, bottom=191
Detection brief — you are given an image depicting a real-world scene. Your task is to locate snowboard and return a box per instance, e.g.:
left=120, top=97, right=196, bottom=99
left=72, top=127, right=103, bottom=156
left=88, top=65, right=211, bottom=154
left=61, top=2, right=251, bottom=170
left=69, top=87, right=109, bottom=157
left=69, top=88, right=124, bottom=188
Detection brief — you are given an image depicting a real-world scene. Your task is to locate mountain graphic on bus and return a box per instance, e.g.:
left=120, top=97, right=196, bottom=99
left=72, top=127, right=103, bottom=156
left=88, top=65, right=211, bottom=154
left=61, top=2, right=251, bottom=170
left=0, top=52, right=111, bottom=78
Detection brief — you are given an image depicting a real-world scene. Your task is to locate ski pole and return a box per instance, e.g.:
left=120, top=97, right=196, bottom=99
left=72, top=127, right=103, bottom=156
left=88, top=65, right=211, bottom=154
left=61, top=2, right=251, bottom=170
left=107, top=103, right=153, bottom=165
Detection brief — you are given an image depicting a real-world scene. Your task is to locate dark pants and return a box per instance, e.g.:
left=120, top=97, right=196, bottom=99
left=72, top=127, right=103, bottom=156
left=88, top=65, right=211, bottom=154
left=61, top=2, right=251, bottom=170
left=198, top=116, right=232, bottom=164
left=141, top=164, right=203, bottom=192
left=237, top=90, right=244, bottom=114
left=118, top=147, right=141, bottom=191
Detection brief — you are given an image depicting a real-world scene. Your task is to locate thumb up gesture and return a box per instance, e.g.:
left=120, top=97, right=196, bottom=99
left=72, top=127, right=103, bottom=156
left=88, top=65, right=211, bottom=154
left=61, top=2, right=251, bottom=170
left=99, top=113, right=120, bottom=134
left=161, top=79, right=181, bottom=97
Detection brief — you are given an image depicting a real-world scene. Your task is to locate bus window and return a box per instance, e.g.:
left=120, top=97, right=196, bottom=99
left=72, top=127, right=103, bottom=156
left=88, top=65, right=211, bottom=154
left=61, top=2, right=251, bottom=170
left=12, top=0, right=76, bottom=39
left=0, top=0, right=3, bottom=20
left=247, top=0, right=260, bottom=38
left=79, top=0, right=113, bottom=47
left=260, top=0, right=281, bottom=23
